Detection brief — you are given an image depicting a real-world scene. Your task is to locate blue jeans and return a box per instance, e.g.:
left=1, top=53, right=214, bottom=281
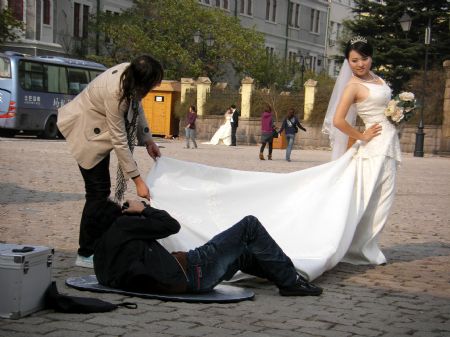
left=285, top=133, right=296, bottom=160
left=186, top=216, right=298, bottom=292
left=185, top=128, right=197, bottom=148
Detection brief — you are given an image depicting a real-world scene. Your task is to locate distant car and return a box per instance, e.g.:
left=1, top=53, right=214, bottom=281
left=0, top=51, right=106, bottom=138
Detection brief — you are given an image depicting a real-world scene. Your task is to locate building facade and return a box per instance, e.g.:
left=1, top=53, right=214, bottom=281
left=0, top=0, right=133, bottom=56
left=199, top=0, right=331, bottom=74
left=326, top=0, right=356, bottom=77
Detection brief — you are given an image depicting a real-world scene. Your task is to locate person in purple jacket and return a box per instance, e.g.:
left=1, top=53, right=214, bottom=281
left=259, top=104, right=275, bottom=160
left=184, top=105, right=198, bottom=149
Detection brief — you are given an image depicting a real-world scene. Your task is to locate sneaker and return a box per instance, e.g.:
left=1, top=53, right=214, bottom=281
left=75, top=254, right=94, bottom=269
left=279, top=274, right=323, bottom=296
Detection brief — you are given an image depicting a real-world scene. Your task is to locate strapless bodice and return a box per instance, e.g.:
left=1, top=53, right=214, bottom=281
left=355, top=82, right=392, bottom=125
left=353, top=81, right=401, bottom=162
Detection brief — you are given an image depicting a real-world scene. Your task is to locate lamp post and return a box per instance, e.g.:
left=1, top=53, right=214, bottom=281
left=399, top=12, right=412, bottom=37
left=399, top=12, right=430, bottom=157
left=193, top=31, right=215, bottom=76
left=295, top=53, right=307, bottom=87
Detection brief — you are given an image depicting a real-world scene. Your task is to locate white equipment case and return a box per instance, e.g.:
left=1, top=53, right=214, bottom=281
left=0, top=244, right=54, bottom=319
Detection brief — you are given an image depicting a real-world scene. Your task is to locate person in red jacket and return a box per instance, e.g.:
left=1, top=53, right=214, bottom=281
left=259, top=104, right=275, bottom=160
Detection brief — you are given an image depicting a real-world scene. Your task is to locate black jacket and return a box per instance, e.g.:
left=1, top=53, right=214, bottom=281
left=94, top=206, right=187, bottom=293
left=231, top=109, right=240, bottom=127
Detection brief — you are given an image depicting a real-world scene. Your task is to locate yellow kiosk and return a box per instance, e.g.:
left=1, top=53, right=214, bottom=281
left=141, top=80, right=181, bottom=138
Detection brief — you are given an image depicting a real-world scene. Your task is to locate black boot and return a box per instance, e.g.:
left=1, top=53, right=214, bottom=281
left=279, top=274, right=323, bottom=296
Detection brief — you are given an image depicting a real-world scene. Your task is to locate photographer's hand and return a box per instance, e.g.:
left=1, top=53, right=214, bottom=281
left=122, top=200, right=147, bottom=214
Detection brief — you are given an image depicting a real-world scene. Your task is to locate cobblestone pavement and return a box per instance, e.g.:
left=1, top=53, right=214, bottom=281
left=0, top=136, right=449, bottom=337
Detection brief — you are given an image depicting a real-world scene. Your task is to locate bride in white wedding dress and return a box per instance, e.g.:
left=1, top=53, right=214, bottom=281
left=146, top=37, right=400, bottom=281
left=203, top=109, right=233, bottom=145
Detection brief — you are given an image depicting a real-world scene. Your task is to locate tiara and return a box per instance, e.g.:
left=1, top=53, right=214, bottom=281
left=350, top=36, right=367, bottom=45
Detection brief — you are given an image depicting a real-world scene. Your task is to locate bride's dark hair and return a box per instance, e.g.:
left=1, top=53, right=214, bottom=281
left=344, top=38, right=373, bottom=59
left=119, top=54, right=164, bottom=107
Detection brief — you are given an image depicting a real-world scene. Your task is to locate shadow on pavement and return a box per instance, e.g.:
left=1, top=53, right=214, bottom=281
left=0, top=182, right=84, bottom=204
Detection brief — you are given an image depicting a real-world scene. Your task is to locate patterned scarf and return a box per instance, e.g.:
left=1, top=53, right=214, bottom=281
left=114, top=99, right=139, bottom=202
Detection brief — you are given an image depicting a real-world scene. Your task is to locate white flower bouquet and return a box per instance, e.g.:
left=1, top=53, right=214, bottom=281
left=384, top=92, right=417, bottom=125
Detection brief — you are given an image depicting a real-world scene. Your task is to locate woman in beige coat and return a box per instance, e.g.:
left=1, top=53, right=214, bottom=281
left=57, top=55, right=163, bottom=268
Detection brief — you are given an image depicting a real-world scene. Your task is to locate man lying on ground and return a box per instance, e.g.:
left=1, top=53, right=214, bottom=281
left=93, top=200, right=323, bottom=297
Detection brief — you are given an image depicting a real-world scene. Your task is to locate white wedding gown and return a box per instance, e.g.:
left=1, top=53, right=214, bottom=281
left=203, top=115, right=232, bottom=145
left=146, top=81, right=400, bottom=281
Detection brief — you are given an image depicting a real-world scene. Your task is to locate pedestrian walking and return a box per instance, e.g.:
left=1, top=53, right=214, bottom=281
left=279, top=108, right=306, bottom=162
left=185, top=105, right=198, bottom=149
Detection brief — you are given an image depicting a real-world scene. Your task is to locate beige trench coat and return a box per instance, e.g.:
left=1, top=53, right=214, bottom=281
left=57, top=63, right=153, bottom=179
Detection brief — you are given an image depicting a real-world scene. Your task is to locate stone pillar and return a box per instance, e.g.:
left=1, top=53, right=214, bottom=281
left=240, top=76, right=254, bottom=118
left=304, top=79, right=318, bottom=121
left=180, top=78, right=195, bottom=103
left=442, top=60, right=450, bottom=152
left=196, top=77, right=211, bottom=116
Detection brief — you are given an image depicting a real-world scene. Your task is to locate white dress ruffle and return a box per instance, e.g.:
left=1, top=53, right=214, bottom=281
left=203, top=115, right=232, bottom=146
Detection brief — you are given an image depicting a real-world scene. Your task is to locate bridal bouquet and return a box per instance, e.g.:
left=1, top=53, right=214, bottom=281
left=384, top=92, right=417, bottom=125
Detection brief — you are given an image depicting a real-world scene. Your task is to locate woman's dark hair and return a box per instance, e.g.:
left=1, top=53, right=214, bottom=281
left=189, top=105, right=196, bottom=113
left=344, top=38, right=373, bottom=59
left=119, top=54, right=164, bottom=106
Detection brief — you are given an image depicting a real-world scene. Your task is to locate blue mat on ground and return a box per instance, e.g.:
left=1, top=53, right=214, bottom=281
left=66, top=275, right=254, bottom=303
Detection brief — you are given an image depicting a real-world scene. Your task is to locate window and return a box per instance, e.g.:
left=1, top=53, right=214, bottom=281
left=288, top=2, right=293, bottom=26
left=210, top=0, right=228, bottom=9
left=104, top=10, right=112, bottom=43
left=240, top=0, right=245, bottom=14
left=67, top=68, right=90, bottom=95
left=74, top=2, right=80, bottom=37
left=43, top=0, right=51, bottom=25
left=289, top=2, right=300, bottom=28
left=89, top=70, right=103, bottom=81
left=0, top=57, right=11, bottom=78
left=82, top=5, right=89, bottom=38
left=336, top=23, right=342, bottom=40
left=45, top=65, right=68, bottom=94
left=19, top=61, right=45, bottom=92
left=266, top=46, right=275, bottom=59
left=265, top=0, right=276, bottom=22
left=312, top=56, right=316, bottom=71
left=8, top=0, right=23, bottom=21
left=288, top=51, right=297, bottom=70
left=294, top=4, right=300, bottom=28
left=310, top=8, right=320, bottom=33
left=272, top=0, right=277, bottom=22
left=247, top=0, right=252, bottom=15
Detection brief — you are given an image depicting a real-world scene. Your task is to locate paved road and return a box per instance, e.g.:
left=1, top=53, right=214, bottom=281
left=0, top=137, right=449, bottom=337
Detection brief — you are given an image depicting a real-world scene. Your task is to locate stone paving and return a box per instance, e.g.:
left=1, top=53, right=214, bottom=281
left=0, top=136, right=449, bottom=337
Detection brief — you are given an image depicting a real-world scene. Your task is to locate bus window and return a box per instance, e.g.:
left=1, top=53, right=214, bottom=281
left=45, top=64, right=68, bottom=94
left=19, top=61, right=45, bottom=91
left=67, top=67, right=89, bottom=95
left=0, top=56, right=11, bottom=78
left=89, top=70, right=103, bottom=81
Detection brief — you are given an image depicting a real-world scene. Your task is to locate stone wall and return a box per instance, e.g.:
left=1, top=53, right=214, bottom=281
left=193, top=116, right=443, bottom=154
left=441, top=60, right=450, bottom=153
